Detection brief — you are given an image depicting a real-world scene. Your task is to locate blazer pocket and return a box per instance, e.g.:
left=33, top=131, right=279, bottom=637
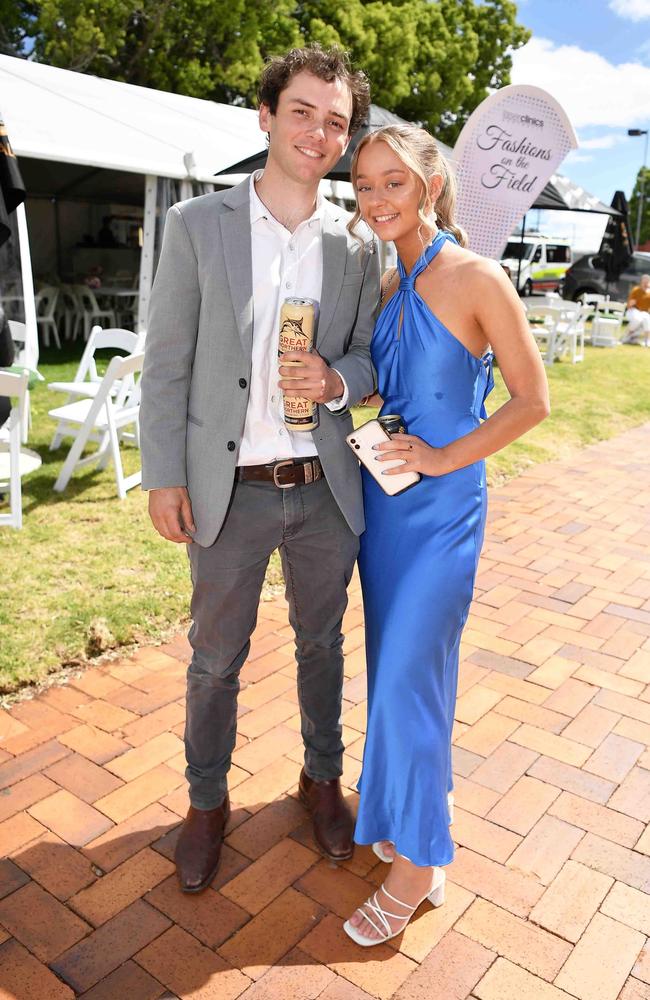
left=187, top=412, right=204, bottom=427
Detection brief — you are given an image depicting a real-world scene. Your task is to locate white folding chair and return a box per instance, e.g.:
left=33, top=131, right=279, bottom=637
left=567, top=305, right=589, bottom=362
left=591, top=300, right=626, bottom=347
left=73, top=286, right=117, bottom=341
left=580, top=293, right=606, bottom=307
left=527, top=305, right=565, bottom=366
left=35, top=286, right=61, bottom=349
left=527, top=303, right=582, bottom=366
left=58, top=285, right=83, bottom=341
left=0, top=371, right=42, bottom=529
left=48, top=326, right=143, bottom=450
left=49, top=352, right=144, bottom=499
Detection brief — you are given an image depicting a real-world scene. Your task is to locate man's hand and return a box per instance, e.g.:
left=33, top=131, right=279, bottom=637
left=279, top=350, right=344, bottom=404
left=148, top=486, right=196, bottom=543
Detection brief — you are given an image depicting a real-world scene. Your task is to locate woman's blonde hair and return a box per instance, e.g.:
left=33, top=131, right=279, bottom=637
left=348, top=124, right=467, bottom=248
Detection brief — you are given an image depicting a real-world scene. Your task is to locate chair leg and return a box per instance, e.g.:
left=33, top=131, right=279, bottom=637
left=21, top=391, right=30, bottom=445
left=105, top=412, right=127, bottom=499
left=54, top=417, right=97, bottom=492
left=9, top=429, right=22, bottom=529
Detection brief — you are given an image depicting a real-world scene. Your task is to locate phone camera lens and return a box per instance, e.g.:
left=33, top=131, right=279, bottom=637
left=355, top=444, right=360, bottom=450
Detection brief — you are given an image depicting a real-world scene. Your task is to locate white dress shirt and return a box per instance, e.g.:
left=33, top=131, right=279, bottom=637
left=237, top=172, right=347, bottom=466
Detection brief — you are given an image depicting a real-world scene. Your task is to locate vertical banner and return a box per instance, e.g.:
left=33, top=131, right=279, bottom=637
left=453, top=85, right=577, bottom=259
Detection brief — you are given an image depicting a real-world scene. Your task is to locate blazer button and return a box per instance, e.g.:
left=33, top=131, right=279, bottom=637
left=239, top=377, right=247, bottom=388
left=227, top=441, right=236, bottom=451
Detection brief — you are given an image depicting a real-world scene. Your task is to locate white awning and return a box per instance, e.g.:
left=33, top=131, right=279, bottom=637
left=0, top=55, right=262, bottom=182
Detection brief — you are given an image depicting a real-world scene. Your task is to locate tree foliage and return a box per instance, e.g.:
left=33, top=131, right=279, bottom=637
left=0, top=0, right=36, bottom=58
left=630, top=167, right=650, bottom=248
left=10, top=0, right=530, bottom=143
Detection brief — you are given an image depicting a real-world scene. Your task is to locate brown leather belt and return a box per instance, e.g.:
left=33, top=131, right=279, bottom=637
left=236, top=457, right=323, bottom=489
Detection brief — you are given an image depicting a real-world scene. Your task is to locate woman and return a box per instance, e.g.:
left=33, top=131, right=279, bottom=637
left=343, top=125, right=550, bottom=947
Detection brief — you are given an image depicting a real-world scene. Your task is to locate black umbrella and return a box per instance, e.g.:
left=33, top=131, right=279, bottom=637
left=0, top=114, right=26, bottom=248
left=595, top=190, right=633, bottom=281
left=215, top=104, right=412, bottom=182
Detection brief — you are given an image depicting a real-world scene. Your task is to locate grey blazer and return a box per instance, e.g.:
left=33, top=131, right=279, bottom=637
left=140, top=178, right=380, bottom=547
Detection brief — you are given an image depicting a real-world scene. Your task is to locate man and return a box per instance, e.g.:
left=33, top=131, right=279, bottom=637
left=140, top=45, right=379, bottom=892
left=624, top=273, right=650, bottom=345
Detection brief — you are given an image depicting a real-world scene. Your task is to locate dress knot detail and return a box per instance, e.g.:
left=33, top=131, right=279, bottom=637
left=399, top=275, right=416, bottom=292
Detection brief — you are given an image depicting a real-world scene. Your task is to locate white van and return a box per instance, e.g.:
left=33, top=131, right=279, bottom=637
left=501, top=235, right=573, bottom=295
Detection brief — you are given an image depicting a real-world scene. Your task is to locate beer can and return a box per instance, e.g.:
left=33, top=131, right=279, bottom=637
left=378, top=413, right=406, bottom=436
left=278, top=297, right=319, bottom=431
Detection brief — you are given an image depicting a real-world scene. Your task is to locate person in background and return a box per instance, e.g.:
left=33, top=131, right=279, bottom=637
left=623, top=273, right=650, bottom=345
left=97, top=216, right=118, bottom=247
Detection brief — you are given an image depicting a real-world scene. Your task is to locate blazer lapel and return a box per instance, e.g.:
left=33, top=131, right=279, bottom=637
left=220, top=183, right=253, bottom=356
left=317, top=207, right=347, bottom=351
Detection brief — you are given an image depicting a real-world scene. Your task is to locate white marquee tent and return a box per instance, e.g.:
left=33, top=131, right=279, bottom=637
left=0, top=54, right=266, bottom=361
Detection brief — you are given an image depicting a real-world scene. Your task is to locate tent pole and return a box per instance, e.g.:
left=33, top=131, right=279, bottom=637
left=137, top=175, right=157, bottom=333
left=16, top=202, right=38, bottom=368
left=516, top=213, right=526, bottom=294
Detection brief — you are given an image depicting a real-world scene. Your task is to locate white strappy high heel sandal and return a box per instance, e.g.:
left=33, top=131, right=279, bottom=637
left=372, top=792, right=455, bottom=864
left=343, top=868, right=446, bottom=947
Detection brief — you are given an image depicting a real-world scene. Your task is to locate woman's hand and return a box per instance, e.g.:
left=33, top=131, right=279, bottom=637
left=373, top=434, right=452, bottom=477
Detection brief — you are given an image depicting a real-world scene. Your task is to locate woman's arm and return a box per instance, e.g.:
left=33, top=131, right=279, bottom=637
left=379, top=258, right=550, bottom=477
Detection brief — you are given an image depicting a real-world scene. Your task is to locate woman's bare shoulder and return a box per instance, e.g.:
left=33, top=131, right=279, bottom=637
left=442, top=242, right=512, bottom=291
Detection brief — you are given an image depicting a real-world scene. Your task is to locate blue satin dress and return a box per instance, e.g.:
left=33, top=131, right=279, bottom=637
left=355, top=231, right=494, bottom=867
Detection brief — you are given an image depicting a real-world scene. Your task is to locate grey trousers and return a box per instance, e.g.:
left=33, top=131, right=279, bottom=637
left=185, top=475, right=359, bottom=809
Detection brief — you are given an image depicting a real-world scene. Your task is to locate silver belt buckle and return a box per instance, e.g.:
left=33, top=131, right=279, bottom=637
left=273, top=459, right=296, bottom=488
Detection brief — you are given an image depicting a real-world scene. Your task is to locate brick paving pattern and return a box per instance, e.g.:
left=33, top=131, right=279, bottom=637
left=1, top=424, right=650, bottom=998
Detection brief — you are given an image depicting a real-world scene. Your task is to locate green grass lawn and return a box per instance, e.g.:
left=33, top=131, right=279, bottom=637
left=1, top=341, right=649, bottom=692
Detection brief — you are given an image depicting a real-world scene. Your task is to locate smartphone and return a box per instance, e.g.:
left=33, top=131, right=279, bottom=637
left=346, top=419, right=420, bottom=496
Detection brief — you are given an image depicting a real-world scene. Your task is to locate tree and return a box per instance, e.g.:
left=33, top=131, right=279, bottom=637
left=630, top=166, right=650, bottom=248
left=0, top=0, right=36, bottom=58
left=24, top=0, right=529, bottom=144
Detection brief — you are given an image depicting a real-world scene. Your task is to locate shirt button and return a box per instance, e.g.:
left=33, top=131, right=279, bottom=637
left=239, top=377, right=247, bottom=388
left=289, top=244, right=295, bottom=252
left=279, top=428, right=284, bottom=435
left=271, top=394, right=276, bottom=403
left=285, top=281, right=292, bottom=289
left=227, top=441, right=236, bottom=451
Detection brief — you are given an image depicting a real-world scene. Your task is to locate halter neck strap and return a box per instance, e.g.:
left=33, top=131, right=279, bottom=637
left=398, top=230, right=455, bottom=292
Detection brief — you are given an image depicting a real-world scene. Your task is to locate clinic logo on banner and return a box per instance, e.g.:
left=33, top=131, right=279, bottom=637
left=452, top=85, right=577, bottom=259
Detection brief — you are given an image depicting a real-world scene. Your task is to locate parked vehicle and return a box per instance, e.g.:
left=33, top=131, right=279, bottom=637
left=501, top=235, right=572, bottom=295
left=563, top=250, right=650, bottom=302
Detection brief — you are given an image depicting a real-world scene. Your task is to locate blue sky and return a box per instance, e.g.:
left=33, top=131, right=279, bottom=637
left=508, top=0, right=650, bottom=246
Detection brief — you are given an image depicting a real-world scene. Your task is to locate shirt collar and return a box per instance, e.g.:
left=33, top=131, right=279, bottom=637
left=249, top=169, right=325, bottom=228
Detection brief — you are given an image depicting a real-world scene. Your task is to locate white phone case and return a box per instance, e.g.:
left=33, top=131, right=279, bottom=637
left=346, top=419, right=421, bottom=496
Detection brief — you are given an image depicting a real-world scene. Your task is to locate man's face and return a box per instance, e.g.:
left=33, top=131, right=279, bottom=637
left=259, top=70, right=353, bottom=186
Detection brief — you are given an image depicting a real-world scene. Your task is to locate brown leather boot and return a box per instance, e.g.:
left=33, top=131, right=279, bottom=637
left=299, top=768, right=354, bottom=862
left=174, top=796, right=230, bottom=893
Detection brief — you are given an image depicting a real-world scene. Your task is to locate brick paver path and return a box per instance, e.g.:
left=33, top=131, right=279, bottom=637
left=2, top=426, right=650, bottom=998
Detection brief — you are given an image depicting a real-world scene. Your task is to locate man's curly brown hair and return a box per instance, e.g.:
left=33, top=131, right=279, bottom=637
left=257, top=44, right=371, bottom=135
